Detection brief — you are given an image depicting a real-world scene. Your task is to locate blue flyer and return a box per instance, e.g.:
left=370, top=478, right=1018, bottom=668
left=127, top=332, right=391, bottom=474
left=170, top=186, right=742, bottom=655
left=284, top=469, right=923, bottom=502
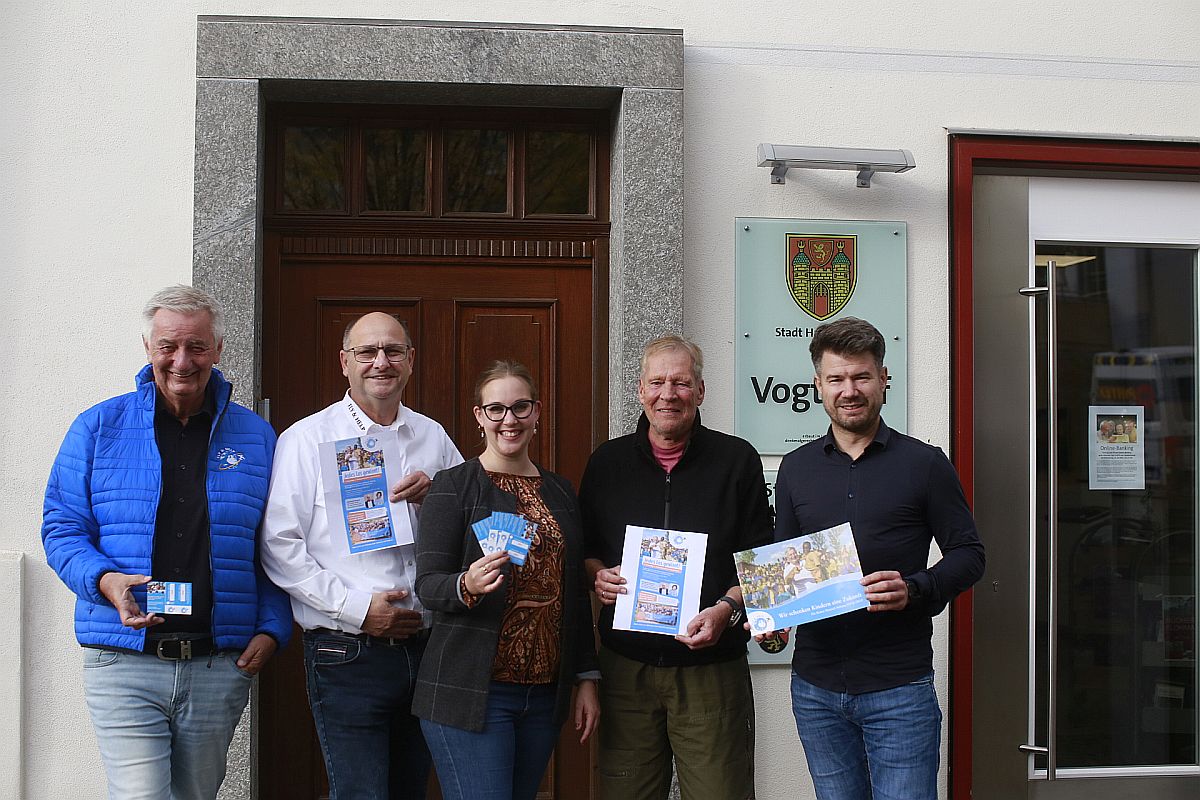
left=736, top=522, right=869, bottom=635
left=613, top=525, right=708, bottom=637
left=471, top=512, right=535, bottom=566
left=319, top=433, right=413, bottom=554
left=146, top=581, right=193, bottom=615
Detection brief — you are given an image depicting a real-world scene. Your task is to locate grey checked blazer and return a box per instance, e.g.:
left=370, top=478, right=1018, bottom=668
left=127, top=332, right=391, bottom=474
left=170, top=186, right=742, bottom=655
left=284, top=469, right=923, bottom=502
left=413, top=458, right=598, bottom=731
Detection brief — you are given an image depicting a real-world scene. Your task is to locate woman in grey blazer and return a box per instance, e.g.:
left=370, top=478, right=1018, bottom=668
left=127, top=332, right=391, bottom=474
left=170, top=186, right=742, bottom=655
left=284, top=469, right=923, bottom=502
left=414, top=360, right=599, bottom=800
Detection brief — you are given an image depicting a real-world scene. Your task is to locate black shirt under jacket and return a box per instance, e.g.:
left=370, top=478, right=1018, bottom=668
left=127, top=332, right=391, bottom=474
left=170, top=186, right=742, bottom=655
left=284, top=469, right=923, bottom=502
left=580, top=412, right=774, bottom=667
left=775, top=420, right=985, bottom=694
left=148, top=386, right=216, bottom=640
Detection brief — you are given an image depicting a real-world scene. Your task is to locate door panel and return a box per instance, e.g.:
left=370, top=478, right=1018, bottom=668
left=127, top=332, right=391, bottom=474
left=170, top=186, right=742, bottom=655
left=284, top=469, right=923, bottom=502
left=457, top=303, right=556, bottom=470
left=259, top=238, right=599, bottom=800
left=972, top=177, right=1200, bottom=798
left=971, top=174, right=1034, bottom=799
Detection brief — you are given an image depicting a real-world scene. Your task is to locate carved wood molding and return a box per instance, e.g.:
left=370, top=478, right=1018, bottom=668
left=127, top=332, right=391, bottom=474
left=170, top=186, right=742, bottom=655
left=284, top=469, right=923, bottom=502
left=278, top=235, right=595, bottom=259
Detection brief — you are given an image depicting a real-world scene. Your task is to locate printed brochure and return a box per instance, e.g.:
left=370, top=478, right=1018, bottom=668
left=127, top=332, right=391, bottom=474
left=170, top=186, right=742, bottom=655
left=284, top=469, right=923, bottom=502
left=612, top=525, right=707, bottom=637
left=318, top=432, right=414, bottom=554
left=735, top=522, right=868, bottom=635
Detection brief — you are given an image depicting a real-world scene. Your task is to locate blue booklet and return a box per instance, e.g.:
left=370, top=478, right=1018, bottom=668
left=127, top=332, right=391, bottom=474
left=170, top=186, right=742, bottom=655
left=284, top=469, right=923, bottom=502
left=735, top=522, right=869, bottom=635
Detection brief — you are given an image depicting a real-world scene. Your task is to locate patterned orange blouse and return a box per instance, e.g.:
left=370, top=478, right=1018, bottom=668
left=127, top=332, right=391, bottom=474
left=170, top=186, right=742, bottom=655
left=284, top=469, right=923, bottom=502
left=487, top=472, right=564, bottom=684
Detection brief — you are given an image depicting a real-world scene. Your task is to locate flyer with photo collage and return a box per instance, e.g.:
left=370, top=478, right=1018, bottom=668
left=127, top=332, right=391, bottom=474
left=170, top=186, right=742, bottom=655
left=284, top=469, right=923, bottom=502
left=318, top=432, right=414, bottom=554
left=613, top=525, right=707, bottom=637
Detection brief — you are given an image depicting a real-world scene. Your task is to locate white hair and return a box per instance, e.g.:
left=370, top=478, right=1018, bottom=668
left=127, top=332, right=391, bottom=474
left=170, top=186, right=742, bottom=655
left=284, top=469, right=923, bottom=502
left=142, top=284, right=225, bottom=343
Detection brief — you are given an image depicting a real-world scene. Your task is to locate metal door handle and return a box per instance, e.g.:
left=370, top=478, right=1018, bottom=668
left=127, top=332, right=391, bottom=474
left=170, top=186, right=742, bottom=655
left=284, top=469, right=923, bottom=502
left=1045, top=260, right=1059, bottom=781
left=1022, top=263, right=1059, bottom=780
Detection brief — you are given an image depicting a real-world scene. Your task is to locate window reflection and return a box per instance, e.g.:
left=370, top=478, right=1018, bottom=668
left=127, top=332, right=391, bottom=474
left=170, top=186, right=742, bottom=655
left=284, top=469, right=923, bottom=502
left=444, top=129, right=510, bottom=214
left=526, top=130, right=591, bottom=215
left=273, top=115, right=605, bottom=221
left=364, top=128, right=428, bottom=212
left=281, top=126, right=346, bottom=211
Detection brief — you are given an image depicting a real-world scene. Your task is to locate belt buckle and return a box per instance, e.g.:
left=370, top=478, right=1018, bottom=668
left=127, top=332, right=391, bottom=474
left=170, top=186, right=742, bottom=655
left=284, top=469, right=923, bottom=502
left=155, top=639, right=193, bottom=660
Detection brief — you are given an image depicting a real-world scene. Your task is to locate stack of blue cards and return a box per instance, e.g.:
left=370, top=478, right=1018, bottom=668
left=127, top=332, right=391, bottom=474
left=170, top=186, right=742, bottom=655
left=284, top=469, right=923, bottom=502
left=471, top=512, right=535, bottom=566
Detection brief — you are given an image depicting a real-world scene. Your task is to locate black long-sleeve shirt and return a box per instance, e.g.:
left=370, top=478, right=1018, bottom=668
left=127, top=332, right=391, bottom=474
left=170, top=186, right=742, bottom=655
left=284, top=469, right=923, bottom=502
left=775, top=420, right=985, bottom=693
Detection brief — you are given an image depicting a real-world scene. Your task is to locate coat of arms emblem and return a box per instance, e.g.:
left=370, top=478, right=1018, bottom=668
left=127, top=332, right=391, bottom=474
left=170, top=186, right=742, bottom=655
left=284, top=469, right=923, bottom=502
left=785, top=234, right=857, bottom=321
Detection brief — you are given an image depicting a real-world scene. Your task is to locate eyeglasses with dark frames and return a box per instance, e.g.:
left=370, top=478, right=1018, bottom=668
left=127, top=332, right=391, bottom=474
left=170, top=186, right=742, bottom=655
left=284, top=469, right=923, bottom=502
left=480, top=400, right=537, bottom=422
left=344, top=344, right=413, bottom=364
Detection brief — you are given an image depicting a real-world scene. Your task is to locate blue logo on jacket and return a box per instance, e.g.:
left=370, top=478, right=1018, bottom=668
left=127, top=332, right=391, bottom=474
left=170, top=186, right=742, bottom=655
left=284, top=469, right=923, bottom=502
left=217, top=448, right=246, bottom=470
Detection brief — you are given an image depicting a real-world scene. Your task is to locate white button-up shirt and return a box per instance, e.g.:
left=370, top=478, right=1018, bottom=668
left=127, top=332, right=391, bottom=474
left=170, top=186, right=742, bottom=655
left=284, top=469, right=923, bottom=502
left=261, top=392, right=463, bottom=632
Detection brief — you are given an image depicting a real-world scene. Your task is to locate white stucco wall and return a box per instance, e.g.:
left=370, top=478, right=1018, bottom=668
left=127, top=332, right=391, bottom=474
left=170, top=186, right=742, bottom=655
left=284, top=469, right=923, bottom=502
left=3, top=2, right=1197, bottom=797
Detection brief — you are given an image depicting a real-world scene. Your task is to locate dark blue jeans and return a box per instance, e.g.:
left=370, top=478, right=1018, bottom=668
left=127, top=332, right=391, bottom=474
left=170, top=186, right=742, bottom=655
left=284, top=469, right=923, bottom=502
left=790, top=671, right=941, bottom=800
left=420, top=681, right=559, bottom=800
left=303, top=630, right=430, bottom=800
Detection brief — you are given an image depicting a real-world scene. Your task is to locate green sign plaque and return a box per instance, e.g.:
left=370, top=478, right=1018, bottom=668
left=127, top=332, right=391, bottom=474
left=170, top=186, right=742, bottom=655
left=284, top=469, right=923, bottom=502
left=735, top=218, right=908, bottom=455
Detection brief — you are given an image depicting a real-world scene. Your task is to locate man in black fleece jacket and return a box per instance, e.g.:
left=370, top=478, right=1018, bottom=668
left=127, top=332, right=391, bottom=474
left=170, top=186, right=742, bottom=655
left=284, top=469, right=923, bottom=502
left=580, top=334, right=773, bottom=800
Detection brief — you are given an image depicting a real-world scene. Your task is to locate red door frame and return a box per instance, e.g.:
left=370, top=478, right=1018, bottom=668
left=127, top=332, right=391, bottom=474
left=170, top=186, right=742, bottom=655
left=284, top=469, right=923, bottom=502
left=947, top=135, right=1200, bottom=800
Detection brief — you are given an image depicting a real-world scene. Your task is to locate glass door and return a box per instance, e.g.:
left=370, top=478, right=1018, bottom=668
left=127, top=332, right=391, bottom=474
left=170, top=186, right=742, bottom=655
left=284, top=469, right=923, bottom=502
left=1032, top=242, right=1196, bottom=776
left=973, top=176, right=1200, bottom=799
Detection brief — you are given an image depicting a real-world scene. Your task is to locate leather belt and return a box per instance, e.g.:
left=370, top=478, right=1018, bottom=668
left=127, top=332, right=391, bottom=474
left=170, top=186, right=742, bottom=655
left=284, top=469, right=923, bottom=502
left=147, top=637, right=219, bottom=661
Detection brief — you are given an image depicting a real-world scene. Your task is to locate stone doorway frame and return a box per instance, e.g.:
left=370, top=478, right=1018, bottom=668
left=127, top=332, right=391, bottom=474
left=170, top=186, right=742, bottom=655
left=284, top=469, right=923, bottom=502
left=192, top=15, right=684, bottom=798
left=194, top=15, right=684, bottom=430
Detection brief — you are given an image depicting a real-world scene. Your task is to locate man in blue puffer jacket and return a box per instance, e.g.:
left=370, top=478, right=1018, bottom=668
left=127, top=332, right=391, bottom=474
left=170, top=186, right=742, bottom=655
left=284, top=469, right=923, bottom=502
left=42, top=284, right=293, bottom=800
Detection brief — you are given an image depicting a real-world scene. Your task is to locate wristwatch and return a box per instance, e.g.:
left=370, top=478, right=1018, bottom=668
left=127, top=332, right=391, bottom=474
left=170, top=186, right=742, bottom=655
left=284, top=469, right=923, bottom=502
left=716, top=595, right=744, bottom=627
left=903, top=578, right=922, bottom=606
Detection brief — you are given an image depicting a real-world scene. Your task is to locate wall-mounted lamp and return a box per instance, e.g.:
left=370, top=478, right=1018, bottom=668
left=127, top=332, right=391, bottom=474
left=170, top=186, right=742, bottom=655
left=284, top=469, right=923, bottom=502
left=757, top=144, right=916, bottom=188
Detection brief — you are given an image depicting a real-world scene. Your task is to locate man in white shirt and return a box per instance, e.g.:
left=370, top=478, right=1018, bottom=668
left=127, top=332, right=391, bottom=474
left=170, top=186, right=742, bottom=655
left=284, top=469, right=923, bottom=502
left=262, top=312, right=463, bottom=800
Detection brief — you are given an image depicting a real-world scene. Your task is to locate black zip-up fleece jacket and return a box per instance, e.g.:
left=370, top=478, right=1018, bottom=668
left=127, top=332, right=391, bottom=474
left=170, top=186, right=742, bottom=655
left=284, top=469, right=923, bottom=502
left=579, top=412, right=774, bottom=667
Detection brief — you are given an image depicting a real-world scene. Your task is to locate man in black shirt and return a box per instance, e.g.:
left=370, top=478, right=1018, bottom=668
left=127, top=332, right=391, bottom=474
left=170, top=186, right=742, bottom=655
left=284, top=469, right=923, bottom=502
left=773, top=317, right=984, bottom=800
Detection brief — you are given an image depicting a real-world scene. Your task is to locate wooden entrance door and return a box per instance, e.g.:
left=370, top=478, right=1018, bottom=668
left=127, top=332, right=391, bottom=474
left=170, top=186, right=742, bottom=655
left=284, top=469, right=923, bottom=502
left=258, top=234, right=602, bottom=799
left=258, top=102, right=609, bottom=800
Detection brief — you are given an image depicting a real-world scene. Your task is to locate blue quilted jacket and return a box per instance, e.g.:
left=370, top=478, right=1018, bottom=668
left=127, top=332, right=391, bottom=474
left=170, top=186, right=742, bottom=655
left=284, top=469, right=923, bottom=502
left=42, top=365, right=293, bottom=651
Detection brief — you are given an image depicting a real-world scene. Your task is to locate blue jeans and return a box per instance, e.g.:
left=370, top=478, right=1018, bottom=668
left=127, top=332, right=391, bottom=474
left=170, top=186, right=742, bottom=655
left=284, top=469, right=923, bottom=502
left=81, top=648, right=252, bottom=800
left=790, top=672, right=941, bottom=800
left=420, top=682, right=560, bottom=800
left=304, top=630, right=430, bottom=800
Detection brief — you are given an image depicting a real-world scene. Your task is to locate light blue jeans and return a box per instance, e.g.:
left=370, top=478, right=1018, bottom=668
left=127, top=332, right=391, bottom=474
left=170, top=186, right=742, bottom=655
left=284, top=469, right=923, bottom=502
left=421, top=682, right=560, bottom=800
left=82, top=648, right=253, bottom=800
left=790, top=671, right=941, bottom=800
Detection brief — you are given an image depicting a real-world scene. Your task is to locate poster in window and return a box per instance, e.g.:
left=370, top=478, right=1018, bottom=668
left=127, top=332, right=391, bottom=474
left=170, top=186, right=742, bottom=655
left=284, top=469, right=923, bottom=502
left=1088, top=405, right=1145, bottom=490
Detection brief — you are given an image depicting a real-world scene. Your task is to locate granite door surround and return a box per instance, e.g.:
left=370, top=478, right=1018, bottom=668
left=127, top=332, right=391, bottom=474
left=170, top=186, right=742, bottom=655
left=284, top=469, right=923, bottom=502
left=193, top=15, right=685, bottom=437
